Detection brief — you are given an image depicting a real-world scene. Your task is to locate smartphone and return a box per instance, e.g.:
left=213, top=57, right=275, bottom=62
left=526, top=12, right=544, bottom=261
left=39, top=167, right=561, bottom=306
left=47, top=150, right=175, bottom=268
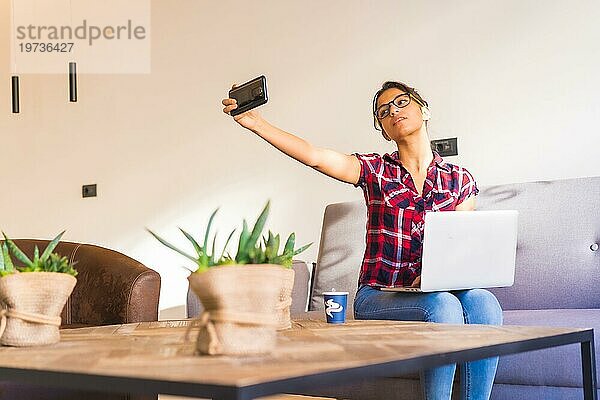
left=228, top=75, right=268, bottom=116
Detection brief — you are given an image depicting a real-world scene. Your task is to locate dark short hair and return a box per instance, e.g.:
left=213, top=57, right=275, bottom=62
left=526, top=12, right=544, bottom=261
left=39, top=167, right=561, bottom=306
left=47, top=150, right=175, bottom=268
left=372, top=81, right=429, bottom=132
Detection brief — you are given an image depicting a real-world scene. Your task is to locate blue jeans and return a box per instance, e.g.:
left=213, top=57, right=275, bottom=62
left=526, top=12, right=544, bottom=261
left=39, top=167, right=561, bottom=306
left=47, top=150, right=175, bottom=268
left=354, top=285, right=503, bottom=400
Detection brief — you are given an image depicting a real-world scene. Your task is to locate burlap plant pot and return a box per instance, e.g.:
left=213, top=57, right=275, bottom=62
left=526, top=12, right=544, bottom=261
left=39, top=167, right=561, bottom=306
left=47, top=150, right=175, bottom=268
left=187, top=264, right=284, bottom=356
left=275, top=267, right=295, bottom=330
left=0, top=272, right=76, bottom=347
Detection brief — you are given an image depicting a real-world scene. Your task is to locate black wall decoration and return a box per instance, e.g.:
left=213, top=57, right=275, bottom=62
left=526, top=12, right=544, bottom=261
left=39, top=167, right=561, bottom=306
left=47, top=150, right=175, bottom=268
left=11, top=76, right=19, bottom=114
left=69, top=62, right=77, bottom=102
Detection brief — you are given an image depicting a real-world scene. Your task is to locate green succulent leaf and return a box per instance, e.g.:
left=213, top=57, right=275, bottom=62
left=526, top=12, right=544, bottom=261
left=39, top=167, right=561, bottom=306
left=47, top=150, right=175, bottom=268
left=2, top=233, right=33, bottom=267
left=220, top=228, right=236, bottom=261
left=180, top=264, right=196, bottom=273
left=40, top=230, right=65, bottom=262
left=274, top=234, right=280, bottom=254
left=246, top=201, right=270, bottom=252
left=1, top=243, right=14, bottom=272
left=254, top=242, right=266, bottom=264
left=274, top=256, right=292, bottom=268
left=283, top=233, right=295, bottom=255
left=235, top=220, right=251, bottom=264
left=210, top=231, right=218, bottom=266
left=147, top=229, right=198, bottom=264
left=293, top=242, right=313, bottom=256
left=33, top=246, right=40, bottom=264
left=201, top=208, right=219, bottom=267
left=265, top=231, right=281, bottom=263
left=178, top=227, right=204, bottom=258
left=239, top=220, right=250, bottom=249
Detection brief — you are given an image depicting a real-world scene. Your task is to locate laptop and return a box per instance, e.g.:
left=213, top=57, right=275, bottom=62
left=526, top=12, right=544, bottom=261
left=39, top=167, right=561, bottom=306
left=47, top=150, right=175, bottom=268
left=381, top=210, right=518, bottom=293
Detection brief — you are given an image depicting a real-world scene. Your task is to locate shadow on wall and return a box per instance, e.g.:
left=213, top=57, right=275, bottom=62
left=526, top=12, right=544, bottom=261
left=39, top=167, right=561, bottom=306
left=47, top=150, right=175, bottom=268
left=481, top=180, right=552, bottom=204
left=481, top=187, right=521, bottom=203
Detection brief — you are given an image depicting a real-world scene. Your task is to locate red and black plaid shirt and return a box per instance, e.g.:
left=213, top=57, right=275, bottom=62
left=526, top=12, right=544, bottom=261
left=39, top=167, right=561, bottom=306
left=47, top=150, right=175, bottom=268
left=353, top=150, right=479, bottom=287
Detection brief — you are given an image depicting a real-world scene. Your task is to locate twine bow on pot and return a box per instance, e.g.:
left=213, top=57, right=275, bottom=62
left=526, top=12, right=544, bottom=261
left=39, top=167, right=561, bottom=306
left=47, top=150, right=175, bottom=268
left=0, top=307, right=62, bottom=338
left=185, top=310, right=280, bottom=355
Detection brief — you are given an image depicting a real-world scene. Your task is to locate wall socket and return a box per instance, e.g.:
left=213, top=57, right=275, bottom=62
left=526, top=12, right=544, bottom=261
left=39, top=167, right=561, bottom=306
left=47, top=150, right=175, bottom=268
left=82, top=184, right=97, bottom=198
left=430, top=138, right=458, bottom=157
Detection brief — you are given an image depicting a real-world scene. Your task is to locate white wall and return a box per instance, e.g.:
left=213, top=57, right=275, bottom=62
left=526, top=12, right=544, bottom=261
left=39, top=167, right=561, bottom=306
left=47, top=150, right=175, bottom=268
left=1, top=0, right=599, bottom=318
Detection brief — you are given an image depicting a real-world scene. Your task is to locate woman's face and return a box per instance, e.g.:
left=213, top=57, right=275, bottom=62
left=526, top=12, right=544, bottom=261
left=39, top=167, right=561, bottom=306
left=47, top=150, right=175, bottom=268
left=376, top=88, right=426, bottom=141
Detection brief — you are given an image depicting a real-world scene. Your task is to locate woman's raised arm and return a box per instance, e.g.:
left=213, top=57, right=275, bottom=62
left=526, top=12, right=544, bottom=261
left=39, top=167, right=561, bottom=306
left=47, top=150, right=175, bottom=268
left=222, top=96, right=360, bottom=185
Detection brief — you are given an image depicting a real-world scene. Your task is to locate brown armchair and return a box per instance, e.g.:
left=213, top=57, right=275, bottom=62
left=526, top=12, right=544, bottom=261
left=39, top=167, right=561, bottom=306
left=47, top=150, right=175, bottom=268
left=0, top=239, right=161, bottom=400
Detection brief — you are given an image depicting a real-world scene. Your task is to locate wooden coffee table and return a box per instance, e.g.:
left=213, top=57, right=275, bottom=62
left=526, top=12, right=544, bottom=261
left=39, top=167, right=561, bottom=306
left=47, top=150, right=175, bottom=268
left=0, top=317, right=596, bottom=399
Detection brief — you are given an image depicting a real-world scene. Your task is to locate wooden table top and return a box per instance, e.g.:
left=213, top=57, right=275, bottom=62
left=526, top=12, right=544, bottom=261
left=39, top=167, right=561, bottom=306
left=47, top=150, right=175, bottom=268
left=0, top=317, right=589, bottom=387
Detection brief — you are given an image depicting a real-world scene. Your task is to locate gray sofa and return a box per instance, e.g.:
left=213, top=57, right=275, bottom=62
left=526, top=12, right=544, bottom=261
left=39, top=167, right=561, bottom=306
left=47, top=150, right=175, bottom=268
left=188, top=176, right=599, bottom=400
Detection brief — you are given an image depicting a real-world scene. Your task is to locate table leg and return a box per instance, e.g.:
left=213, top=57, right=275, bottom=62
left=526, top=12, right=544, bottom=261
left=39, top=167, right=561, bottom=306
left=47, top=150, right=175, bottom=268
left=581, top=335, right=597, bottom=400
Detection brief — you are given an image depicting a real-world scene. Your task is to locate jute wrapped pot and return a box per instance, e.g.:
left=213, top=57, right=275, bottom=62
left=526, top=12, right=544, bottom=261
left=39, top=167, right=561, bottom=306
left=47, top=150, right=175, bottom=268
left=187, top=264, right=285, bottom=356
left=0, top=272, right=76, bottom=347
left=275, top=267, right=295, bottom=330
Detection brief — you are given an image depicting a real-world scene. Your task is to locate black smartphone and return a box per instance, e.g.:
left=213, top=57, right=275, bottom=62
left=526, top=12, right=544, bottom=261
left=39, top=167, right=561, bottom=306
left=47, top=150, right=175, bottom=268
left=228, top=75, right=268, bottom=116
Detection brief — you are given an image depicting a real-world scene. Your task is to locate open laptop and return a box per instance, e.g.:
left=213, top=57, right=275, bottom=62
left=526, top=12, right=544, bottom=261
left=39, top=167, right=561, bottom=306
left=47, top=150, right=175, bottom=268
left=381, top=210, right=518, bottom=293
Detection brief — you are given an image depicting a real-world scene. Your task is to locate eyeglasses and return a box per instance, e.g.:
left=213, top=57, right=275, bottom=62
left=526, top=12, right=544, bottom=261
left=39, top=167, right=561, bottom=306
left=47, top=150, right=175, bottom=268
left=375, top=93, right=421, bottom=120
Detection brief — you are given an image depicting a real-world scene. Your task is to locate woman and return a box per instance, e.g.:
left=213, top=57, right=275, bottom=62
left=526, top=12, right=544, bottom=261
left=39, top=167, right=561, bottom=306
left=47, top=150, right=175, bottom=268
left=222, top=80, right=503, bottom=400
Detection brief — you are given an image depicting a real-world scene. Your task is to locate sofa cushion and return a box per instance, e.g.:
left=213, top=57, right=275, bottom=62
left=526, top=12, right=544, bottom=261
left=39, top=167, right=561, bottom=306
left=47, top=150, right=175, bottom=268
left=491, top=383, right=599, bottom=400
left=496, top=309, right=600, bottom=387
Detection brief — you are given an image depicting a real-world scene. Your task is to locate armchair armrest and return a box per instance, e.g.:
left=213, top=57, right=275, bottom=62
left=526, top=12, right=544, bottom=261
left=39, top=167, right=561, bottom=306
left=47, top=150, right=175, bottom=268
left=10, top=239, right=161, bottom=328
left=68, top=244, right=161, bottom=326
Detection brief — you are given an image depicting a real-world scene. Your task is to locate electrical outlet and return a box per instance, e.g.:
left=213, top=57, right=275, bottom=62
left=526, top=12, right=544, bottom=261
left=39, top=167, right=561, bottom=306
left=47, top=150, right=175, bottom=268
left=82, top=184, right=97, bottom=198
left=430, top=138, right=458, bottom=157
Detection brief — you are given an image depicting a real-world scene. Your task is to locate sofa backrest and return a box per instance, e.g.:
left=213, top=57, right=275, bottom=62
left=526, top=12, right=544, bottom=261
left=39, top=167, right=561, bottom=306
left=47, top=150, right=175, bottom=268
left=477, top=176, right=600, bottom=310
left=309, top=201, right=366, bottom=311
left=309, top=176, right=600, bottom=311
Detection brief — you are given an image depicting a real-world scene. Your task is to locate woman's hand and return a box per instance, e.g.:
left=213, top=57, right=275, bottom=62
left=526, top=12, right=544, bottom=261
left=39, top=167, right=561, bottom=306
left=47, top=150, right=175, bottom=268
left=221, top=84, right=263, bottom=132
left=410, top=276, right=421, bottom=288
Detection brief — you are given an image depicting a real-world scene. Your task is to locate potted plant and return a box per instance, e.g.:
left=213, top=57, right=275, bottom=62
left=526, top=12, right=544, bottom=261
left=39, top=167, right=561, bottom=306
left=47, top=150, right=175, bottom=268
left=148, top=201, right=311, bottom=355
left=0, top=231, right=77, bottom=347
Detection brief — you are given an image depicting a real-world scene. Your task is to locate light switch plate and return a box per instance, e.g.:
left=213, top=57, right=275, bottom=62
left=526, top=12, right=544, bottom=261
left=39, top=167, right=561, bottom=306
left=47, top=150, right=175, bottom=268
left=82, top=184, right=97, bottom=198
left=430, top=138, right=458, bottom=157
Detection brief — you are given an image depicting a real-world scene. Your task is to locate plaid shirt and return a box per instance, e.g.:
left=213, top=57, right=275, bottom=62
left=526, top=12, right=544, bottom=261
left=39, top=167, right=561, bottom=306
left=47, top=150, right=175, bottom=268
left=352, top=150, right=479, bottom=287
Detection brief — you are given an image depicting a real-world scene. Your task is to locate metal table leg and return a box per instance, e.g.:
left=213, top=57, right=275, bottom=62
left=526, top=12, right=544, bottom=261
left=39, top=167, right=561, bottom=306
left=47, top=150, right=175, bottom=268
left=581, top=333, right=597, bottom=400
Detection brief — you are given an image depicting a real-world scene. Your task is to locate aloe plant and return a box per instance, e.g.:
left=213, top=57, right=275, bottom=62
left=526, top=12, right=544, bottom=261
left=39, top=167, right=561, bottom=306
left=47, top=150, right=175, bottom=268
left=148, top=208, right=237, bottom=273
left=149, top=201, right=312, bottom=273
left=0, top=231, right=78, bottom=277
left=234, top=201, right=312, bottom=267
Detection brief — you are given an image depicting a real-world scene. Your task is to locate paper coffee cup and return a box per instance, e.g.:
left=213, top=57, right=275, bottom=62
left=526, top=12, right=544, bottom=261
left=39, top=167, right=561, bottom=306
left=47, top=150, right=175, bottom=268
left=323, top=291, right=348, bottom=324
